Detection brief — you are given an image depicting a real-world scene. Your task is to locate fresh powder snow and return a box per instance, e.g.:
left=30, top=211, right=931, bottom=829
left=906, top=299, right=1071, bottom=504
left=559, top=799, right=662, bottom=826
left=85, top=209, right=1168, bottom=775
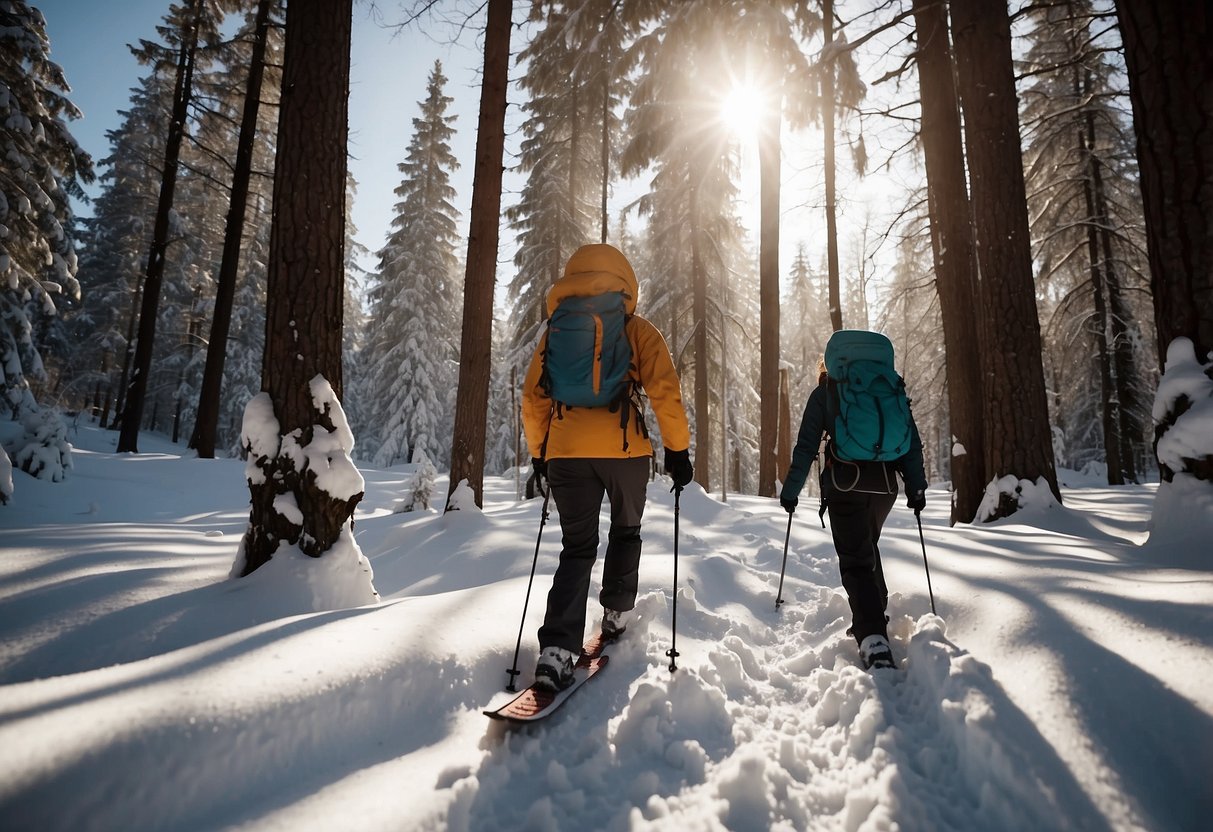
left=0, top=424, right=1210, bottom=831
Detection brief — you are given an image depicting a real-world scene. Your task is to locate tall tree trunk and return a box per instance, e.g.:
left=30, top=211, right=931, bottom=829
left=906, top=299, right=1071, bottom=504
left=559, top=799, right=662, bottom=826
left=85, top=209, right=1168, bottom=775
left=239, top=0, right=357, bottom=576
left=952, top=0, right=1061, bottom=518
left=447, top=0, right=511, bottom=508
left=822, top=0, right=842, bottom=332
left=777, top=367, right=792, bottom=479
left=1116, top=0, right=1213, bottom=483
left=911, top=0, right=986, bottom=524
left=109, top=278, right=143, bottom=430
left=567, top=69, right=580, bottom=261
left=1105, top=259, right=1141, bottom=482
left=690, top=185, right=711, bottom=492
left=173, top=285, right=202, bottom=444
left=600, top=37, right=610, bottom=244
left=190, top=0, right=274, bottom=458
left=757, top=102, right=781, bottom=498
left=117, top=0, right=200, bottom=453
left=1082, top=165, right=1122, bottom=485
left=1072, top=55, right=1124, bottom=486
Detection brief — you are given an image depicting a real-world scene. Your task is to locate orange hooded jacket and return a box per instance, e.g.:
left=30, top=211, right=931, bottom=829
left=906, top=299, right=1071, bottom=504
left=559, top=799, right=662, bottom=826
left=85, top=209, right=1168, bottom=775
left=522, top=244, right=691, bottom=460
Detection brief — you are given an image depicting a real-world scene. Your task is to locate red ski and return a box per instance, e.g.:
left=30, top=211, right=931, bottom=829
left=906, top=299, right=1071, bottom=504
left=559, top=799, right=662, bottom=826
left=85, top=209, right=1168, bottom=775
left=484, top=631, right=614, bottom=723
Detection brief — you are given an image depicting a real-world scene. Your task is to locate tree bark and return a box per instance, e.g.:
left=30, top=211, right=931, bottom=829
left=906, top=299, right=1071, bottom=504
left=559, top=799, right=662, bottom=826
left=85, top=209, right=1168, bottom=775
left=447, top=0, right=511, bottom=508
left=776, top=366, right=792, bottom=479
left=690, top=185, right=711, bottom=492
left=239, top=0, right=356, bottom=575
left=117, top=0, right=200, bottom=452
left=822, top=0, right=842, bottom=332
left=951, top=0, right=1061, bottom=517
left=600, top=33, right=611, bottom=243
left=1116, top=0, right=1213, bottom=483
left=190, top=0, right=274, bottom=458
left=757, top=101, right=781, bottom=497
left=911, top=0, right=986, bottom=524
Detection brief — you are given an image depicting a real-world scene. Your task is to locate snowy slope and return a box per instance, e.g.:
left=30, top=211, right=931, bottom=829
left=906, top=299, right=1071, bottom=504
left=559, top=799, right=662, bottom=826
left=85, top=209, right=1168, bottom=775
left=0, top=426, right=1210, bottom=831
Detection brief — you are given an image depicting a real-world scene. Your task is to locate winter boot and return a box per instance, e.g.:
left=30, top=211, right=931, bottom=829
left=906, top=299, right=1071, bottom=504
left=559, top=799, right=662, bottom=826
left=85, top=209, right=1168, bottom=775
left=859, top=634, right=896, bottom=670
left=602, top=608, right=629, bottom=641
left=534, top=646, right=577, bottom=691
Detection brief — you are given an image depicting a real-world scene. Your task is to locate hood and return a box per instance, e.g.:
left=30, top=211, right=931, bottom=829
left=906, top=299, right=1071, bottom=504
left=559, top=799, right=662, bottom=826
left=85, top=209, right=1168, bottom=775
left=546, top=243, right=639, bottom=316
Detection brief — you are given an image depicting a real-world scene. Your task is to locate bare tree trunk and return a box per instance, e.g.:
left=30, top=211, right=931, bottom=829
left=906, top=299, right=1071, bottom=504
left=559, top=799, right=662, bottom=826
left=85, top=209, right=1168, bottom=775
left=1082, top=165, right=1122, bottom=485
left=777, top=367, right=792, bottom=479
left=690, top=185, right=711, bottom=492
left=1105, top=255, right=1141, bottom=483
left=447, top=0, right=511, bottom=508
left=190, top=0, right=274, bottom=458
left=911, top=0, right=987, bottom=523
left=822, top=0, right=842, bottom=332
left=117, top=0, right=200, bottom=453
left=173, top=285, right=202, bottom=444
left=600, top=37, right=610, bottom=243
left=240, top=0, right=356, bottom=575
left=952, top=0, right=1061, bottom=518
left=109, top=278, right=143, bottom=430
left=757, top=102, right=781, bottom=497
left=1116, top=0, right=1213, bottom=483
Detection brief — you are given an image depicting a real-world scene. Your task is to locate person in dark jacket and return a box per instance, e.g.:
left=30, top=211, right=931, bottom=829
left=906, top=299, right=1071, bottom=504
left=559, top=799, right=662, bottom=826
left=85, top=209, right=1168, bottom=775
left=779, top=358, right=927, bottom=670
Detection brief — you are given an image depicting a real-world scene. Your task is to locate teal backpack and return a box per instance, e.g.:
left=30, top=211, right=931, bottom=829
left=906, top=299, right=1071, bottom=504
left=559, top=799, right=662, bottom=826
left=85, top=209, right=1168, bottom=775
left=824, top=330, right=913, bottom=462
left=542, top=292, right=633, bottom=408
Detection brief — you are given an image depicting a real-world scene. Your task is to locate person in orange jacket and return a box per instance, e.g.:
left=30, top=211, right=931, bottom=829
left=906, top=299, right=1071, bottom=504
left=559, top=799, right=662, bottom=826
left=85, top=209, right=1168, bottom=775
left=522, top=243, right=694, bottom=690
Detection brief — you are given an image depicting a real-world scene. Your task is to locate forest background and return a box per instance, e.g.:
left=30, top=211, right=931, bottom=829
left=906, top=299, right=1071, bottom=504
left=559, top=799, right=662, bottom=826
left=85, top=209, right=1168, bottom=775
left=1, top=0, right=1208, bottom=535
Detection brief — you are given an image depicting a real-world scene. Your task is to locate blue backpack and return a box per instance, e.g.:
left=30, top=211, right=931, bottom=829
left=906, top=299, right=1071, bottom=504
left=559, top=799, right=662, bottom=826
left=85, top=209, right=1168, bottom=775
left=824, top=330, right=913, bottom=462
left=542, top=292, right=633, bottom=407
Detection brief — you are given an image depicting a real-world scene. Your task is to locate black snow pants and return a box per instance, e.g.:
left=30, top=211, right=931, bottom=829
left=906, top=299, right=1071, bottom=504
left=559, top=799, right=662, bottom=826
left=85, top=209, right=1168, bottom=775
left=538, top=457, right=650, bottom=653
left=826, top=487, right=897, bottom=644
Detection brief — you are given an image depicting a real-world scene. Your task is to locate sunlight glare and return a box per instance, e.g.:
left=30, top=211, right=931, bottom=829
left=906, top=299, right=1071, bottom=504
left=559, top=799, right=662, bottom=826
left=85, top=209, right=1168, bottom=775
left=719, top=83, right=769, bottom=142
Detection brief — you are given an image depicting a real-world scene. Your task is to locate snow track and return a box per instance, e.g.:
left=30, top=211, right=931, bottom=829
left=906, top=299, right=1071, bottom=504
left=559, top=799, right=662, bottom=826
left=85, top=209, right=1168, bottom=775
left=427, top=503, right=1106, bottom=832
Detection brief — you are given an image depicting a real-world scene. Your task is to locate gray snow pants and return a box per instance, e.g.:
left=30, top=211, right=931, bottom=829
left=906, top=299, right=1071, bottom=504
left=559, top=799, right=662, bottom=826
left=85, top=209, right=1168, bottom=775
left=538, top=456, right=650, bottom=653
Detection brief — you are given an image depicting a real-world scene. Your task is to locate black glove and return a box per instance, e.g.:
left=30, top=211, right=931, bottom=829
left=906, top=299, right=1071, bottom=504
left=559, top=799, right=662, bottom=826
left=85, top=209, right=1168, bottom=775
left=907, top=489, right=926, bottom=513
left=780, top=495, right=798, bottom=514
left=664, top=447, right=694, bottom=490
left=527, top=457, right=548, bottom=497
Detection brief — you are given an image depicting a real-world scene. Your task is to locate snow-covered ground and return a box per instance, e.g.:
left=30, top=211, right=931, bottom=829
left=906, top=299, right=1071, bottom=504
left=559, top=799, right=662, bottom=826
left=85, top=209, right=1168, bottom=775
left=1, top=425, right=1210, bottom=831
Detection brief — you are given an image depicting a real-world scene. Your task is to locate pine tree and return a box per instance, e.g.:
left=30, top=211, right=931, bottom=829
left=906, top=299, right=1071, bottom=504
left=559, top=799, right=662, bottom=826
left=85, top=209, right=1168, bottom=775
left=952, top=0, right=1062, bottom=519
left=75, top=70, right=174, bottom=431
left=190, top=0, right=281, bottom=458
left=238, top=0, right=370, bottom=590
left=448, top=0, right=511, bottom=508
left=0, top=1, right=93, bottom=498
left=782, top=243, right=829, bottom=407
left=911, top=0, right=986, bottom=523
left=117, top=0, right=228, bottom=452
left=1021, top=0, right=1153, bottom=485
left=362, top=61, right=460, bottom=469
left=0, top=0, right=94, bottom=420
left=1115, top=0, right=1213, bottom=489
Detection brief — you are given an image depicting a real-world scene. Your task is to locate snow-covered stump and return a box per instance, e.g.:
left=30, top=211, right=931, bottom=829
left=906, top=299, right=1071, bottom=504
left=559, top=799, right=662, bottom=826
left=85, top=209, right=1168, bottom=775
left=234, top=376, right=377, bottom=606
left=1152, top=337, right=1213, bottom=483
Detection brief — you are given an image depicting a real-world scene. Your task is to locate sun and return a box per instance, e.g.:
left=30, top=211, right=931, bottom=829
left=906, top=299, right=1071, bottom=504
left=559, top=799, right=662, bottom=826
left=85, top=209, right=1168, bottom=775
left=718, top=82, right=773, bottom=143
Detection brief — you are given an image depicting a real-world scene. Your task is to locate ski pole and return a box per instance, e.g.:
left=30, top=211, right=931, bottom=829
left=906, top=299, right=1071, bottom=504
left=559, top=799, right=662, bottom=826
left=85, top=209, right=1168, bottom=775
left=775, top=509, right=794, bottom=610
left=915, top=509, right=937, bottom=616
left=506, top=484, right=551, bottom=691
left=666, top=486, right=682, bottom=672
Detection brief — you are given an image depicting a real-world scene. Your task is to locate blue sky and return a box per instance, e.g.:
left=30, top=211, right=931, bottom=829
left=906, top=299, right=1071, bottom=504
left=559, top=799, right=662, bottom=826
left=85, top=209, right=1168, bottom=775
left=36, top=0, right=491, bottom=273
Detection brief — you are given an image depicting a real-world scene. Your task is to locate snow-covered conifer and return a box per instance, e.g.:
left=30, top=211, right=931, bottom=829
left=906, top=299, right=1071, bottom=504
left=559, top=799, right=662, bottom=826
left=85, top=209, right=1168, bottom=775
left=0, top=0, right=93, bottom=419
left=361, top=61, right=460, bottom=469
